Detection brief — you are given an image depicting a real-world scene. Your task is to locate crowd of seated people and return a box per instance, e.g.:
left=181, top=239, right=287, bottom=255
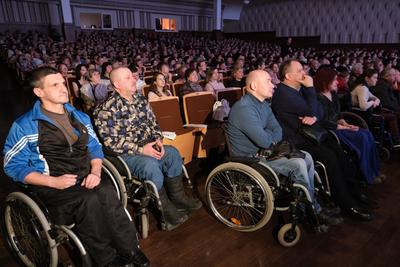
left=2, top=30, right=400, bottom=250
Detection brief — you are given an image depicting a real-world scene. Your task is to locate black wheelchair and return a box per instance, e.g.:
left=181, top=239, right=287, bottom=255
left=204, top=128, right=332, bottom=247
left=102, top=150, right=193, bottom=236
left=1, top=161, right=130, bottom=267
left=347, top=107, right=394, bottom=161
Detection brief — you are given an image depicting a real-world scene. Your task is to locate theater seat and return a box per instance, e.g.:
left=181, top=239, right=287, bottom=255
left=149, top=96, right=195, bottom=164
left=182, top=92, right=225, bottom=158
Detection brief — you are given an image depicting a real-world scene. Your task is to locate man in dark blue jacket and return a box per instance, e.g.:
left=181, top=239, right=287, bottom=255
left=3, top=67, right=149, bottom=267
left=271, top=59, right=373, bottom=221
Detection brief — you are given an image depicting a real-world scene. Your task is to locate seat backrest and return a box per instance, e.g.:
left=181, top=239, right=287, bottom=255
left=149, top=96, right=183, bottom=131
left=216, top=87, right=242, bottom=107
left=172, top=82, right=185, bottom=96
left=142, top=85, right=151, bottom=98
left=183, top=91, right=215, bottom=124
left=144, top=76, right=153, bottom=85
left=199, top=80, right=206, bottom=88
left=65, top=75, right=77, bottom=104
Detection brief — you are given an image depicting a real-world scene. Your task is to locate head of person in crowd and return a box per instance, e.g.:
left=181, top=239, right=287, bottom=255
left=185, top=68, right=199, bottom=84
left=101, top=62, right=113, bottom=79
left=270, top=63, right=279, bottom=74
left=352, top=63, right=363, bottom=77
left=87, top=69, right=101, bottom=85
left=253, top=59, right=266, bottom=70
left=246, top=70, right=275, bottom=101
left=314, top=67, right=338, bottom=94
left=231, top=66, right=244, bottom=81
left=110, top=67, right=137, bottom=101
left=309, top=59, right=320, bottom=72
left=374, top=59, right=384, bottom=74
left=381, top=67, right=396, bottom=85
left=88, top=63, right=96, bottom=71
left=151, top=73, right=168, bottom=91
left=158, top=62, right=169, bottom=76
left=75, top=64, right=88, bottom=81
left=279, top=59, right=308, bottom=89
left=205, top=68, right=220, bottom=83
left=361, top=69, right=379, bottom=88
left=197, top=60, right=207, bottom=73
left=57, top=63, right=69, bottom=78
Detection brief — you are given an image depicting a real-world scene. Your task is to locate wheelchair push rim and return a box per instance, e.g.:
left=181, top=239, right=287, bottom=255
left=2, top=192, right=58, bottom=267
left=205, top=162, right=274, bottom=232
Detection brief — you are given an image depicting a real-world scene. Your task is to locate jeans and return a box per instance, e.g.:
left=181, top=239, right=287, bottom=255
left=121, top=145, right=182, bottom=190
left=261, top=151, right=321, bottom=213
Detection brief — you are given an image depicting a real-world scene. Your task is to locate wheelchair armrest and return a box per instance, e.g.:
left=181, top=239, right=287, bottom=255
left=381, top=107, right=394, bottom=113
left=225, top=156, right=260, bottom=164
left=340, top=111, right=369, bottom=129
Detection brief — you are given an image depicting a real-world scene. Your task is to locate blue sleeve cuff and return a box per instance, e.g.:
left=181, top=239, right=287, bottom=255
left=89, top=147, right=104, bottom=160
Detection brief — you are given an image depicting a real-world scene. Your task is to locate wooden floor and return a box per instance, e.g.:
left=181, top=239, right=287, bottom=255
left=0, top=62, right=399, bottom=267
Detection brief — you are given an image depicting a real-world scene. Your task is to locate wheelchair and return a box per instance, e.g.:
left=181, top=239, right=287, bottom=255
left=0, top=163, right=128, bottom=267
left=204, top=128, right=332, bottom=247
left=348, top=107, right=393, bottom=161
left=102, top=150, right=193, bottom=237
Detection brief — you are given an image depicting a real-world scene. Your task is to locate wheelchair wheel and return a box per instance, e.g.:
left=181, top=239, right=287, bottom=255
left=2, top=192, right=58, bottom=267
left=378, top=146, right=390, bottom=161
left=205, top=162, right=274, bottom=232
left=140, top=210, right=149, bottom=239
left=277, top=223, right=301, bottom=247
left=102, top=158, right=128, bottom=208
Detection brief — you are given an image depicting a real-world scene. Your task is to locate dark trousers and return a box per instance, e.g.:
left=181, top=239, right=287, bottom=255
left=33, top=178, right=138, bottom=266
left=297, top=135, right=361, bottom=209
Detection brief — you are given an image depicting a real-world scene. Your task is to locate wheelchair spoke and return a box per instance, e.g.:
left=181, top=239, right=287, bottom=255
left=208, top=169, right=268, bottom=227
left=8, top=200, right=50, bottom=266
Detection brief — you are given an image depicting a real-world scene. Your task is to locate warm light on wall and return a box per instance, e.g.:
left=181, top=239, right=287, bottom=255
left=156, top=18, right=177, bottom=31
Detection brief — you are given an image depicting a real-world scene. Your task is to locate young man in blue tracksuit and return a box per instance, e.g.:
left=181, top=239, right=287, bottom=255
left=3, top=67, right=150, bottom=267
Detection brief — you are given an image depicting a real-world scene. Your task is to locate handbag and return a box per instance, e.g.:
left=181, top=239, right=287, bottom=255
left=299, top=123, right=328, bottom=145
left=257, top=140, right=305, bottom=161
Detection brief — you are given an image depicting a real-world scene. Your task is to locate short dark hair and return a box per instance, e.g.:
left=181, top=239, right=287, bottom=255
left=28, top=66, right=59, bottom=89
left=185, top=68, right=197, bottom=80
left=128, top=63, right=138, bottom=73
left=278, top=59, right=300, bottom=81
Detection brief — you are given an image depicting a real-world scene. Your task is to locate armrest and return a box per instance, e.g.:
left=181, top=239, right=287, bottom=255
left=225, top=156, right=260, bottom=164
left=183, top=123, right=208, bottom=129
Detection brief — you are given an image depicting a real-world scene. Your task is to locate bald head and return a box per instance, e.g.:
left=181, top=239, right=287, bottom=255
left=110, top=67, right=137, bottom=100
left=246, top=70, right=274, bottom=101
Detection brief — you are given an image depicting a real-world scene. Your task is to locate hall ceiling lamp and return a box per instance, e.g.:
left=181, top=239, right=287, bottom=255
left=243, top=0, right=250, bottom=4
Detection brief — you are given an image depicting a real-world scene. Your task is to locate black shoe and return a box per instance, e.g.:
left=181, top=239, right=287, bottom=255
left=111, top=249, right=150, bottom=267
left=346, top=206, right=373, bottom=221
left=130, top=249, right=150, bottom=267
left=318, top=212, right=344, bottom=226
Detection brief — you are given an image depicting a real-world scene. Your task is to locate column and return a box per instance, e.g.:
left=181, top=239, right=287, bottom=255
left=213, top=0, right=223, bottom=40
left=60, top=0, right=75, bottom=41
